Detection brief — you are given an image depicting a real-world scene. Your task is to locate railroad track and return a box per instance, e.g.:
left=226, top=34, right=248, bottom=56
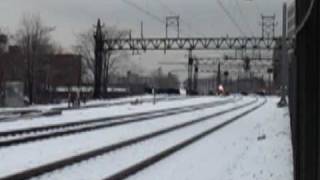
left=53, top=95, right=192, bottom=112
left=0, top=97, right=261, bottom=180
left=0, top=96, right=191, bottom=122
left=0, top=97, right=238, bottom=148
left=105, top=98, right=267, bottom=180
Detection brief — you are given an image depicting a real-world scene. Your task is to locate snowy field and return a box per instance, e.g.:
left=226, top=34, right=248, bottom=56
left=129, top=97, right=293, bottom=180
left=0, top=95, right=226, bottom=132
left=0, top=96, right=293, bottom=180
left=0, top=94, right=176, bottom=114
left=0, top=95, right=172, bottom=122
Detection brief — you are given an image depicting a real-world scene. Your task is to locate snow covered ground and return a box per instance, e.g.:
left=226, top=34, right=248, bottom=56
left=0, top=95, right=203, bottom=132
left=0, top=95, right=243, bottom=178
left=0, top=95, right=173, bottom=122
left=33, top=97, right=259, bottom=180
left=129, top=97, right=293, bottom=180
left=0, top=96, right=293, bottom=180
left=0, top=94, right=175, bottom=114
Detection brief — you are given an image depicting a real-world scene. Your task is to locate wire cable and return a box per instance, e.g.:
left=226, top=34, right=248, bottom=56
left=121, top=0, right=165, bottom=24
left=253, top=0, right=262, bottom=17
left=295, top=0, right=315, bottom=35
left=234, top=0, right=255, bottom=36
left=216, top=0, right=247, bottom=36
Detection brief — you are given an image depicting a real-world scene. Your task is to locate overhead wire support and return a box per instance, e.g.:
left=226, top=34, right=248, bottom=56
left=260, top=14, right=278, bottom=38
left=156, top=0, right=206, bottom=37
left=104, top=37, right=293, bottom=51
left=166, top=16, right=180, bottom=38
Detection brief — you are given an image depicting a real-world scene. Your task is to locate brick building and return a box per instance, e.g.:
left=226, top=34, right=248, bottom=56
left=0, top=44, right=82, bottom=104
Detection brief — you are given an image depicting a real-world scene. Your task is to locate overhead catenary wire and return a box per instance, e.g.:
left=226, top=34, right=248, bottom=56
left=233, top=0, right=255, bottom=36
left=216, top=0, right=247, bottom=37
left=253, top=0, right=262, bottom=17
left=121, top=0, right=165, bottom=24
left=246, top=0, right=261, bottom=37
left=156, top=0, right=177, bottom=16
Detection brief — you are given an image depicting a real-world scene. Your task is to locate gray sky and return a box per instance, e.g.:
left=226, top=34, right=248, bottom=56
left=0, top=0, right=287, bottom=78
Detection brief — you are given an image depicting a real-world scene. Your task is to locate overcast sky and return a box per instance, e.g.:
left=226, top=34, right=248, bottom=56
left=0, top=0, right=287, bottom=78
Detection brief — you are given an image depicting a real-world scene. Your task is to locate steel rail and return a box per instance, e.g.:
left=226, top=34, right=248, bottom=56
left=0, top=98, right=238, bottom=147
left=0, top=98, right=257, bottom=180
left=105, top=99, right=267, bottom=180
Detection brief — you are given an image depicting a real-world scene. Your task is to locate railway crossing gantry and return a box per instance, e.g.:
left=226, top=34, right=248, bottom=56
left=101, top=36, right=292, bottom=93
left=94, top=17, right=293, bottom=94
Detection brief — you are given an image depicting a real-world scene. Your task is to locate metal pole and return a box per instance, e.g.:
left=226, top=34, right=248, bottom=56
left=177, top=16, right=180, bottom=38
left=217, top=62, right=221, bottom=94
left=93, top=19, right=103, bottom=99
left=165, top=17, right=168, bottom=38
left=140, top=21, right=144, bottom=39
left=279, top=3, right=288, bottom=106
left=193, top=60, right=199, bottom=93
left=188, top=50, right=193, bottom=94
left=152, top=88, right=156, bottom=105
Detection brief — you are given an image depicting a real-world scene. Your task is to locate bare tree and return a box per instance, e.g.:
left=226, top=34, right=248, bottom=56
left=15, top=14, right=55, bottom=104
left=74, top=26, right=129, bottom=96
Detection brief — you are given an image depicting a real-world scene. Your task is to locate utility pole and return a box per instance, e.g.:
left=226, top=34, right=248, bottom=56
left=237, top=72, right=240, bottom=93
left=193, top=59, right=199, bottom=93
left=278, top=3, right=288, bottom=106
left=216, top=62, right=221, bottom=93
left=224, top=71, right=229, bottom=89
left=267, top=68, right=273, bottom=94
left=93, top=19, right=104, bottom=99
left=140, top=21, right=144, bottom=39
left=127, top=71, right=131, bottom=95
left=187, top=50, right=193, bottom=94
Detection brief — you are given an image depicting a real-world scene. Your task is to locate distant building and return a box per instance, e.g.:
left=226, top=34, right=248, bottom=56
left=196, top=74, right=267, bottom=95
left=47, top=54, right=82, bottom=88
left=0, top=45, right=83, bottom=103
left=197, top=77, right=215, bottom=95
left=0, top=46, right=25, bottom=83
